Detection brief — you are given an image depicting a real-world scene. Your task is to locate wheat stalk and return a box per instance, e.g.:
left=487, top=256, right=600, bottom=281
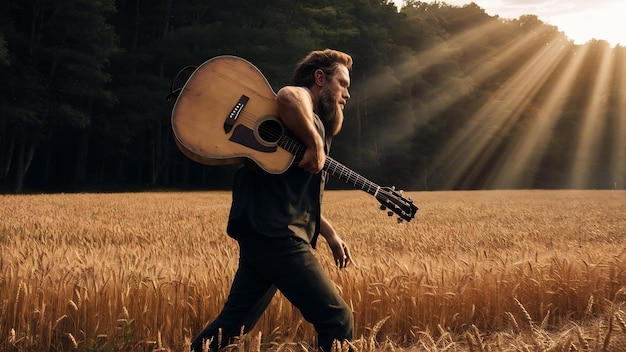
left=540, top=310, right=550, bottom=330
left=576, top=325, right=589, bottom=350
left=584, top=295, right=594, bottom=319
left=465, top=331, right=477, bottom=352
left=471, top=324, right=485, bottom=352
left=418, top=331, right=436, bottom=351
left=615, top=311, right=626, bottom=333
left=9, top=328, right=16, bottom=344
left=514, top=298, right=534, bottom=329
left=601, top=312, right=614, bottom=352
left=368, top=315, right=390, bottom=350
left=66, top=332, right=78, bottom=349
left=506, top=311, right=521, bottom=333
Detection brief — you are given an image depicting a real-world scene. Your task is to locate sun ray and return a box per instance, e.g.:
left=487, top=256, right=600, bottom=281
left=391, top=19, right=505, bottom=83
left=433, top=35, right=570, bottom=189
left=359, top=19, right=511, bottom=147
left=612, top=46, right=626, bottom=189
left=362, top=18, right=505, bottom=114
left=569, top=43, right=615, bottom=189
left=487, top=44, right=591, bottom=188
left=412, top=24, right=554, bottom=124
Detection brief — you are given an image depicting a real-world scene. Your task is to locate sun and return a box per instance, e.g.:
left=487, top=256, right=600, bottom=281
left=546, top=2, right=626, bottom=46
left=392, top=0, right=626, bottom=47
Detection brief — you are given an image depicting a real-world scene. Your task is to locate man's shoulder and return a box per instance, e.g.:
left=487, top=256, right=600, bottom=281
left=276, top=85, right=311, bottom=101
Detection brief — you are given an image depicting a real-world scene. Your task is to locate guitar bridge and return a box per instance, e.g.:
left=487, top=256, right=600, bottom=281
left=223, top=95, right=249, bottom=133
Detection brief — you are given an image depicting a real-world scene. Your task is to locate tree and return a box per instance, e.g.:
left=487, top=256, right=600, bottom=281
left=0, top=0, right=118, bottom=192
left=0, top=32, right=8, bottom=65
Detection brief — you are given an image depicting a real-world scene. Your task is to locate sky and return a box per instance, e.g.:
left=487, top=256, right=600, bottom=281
left=393, top=0, right=626, bottom=46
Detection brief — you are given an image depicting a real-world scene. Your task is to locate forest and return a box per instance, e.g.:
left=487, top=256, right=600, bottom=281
left=1, top=0, right=625, bottom=193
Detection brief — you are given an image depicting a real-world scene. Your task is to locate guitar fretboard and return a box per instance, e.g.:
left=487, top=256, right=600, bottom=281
left=278, top=133, right=381, bottom=197
left=324, top=158, right=381, bottom=196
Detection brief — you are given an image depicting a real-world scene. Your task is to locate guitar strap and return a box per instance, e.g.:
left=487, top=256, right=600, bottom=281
left=165, top=65, right=198, bottom=101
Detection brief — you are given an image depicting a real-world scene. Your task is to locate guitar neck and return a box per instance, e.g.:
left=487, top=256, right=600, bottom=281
left=278, top=134, right=381, bottom=197
left=324, top=157, right=381, bottom=196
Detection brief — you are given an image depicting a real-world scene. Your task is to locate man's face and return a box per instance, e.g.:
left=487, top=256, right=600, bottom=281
left=319, top=64, right=351, bottom=137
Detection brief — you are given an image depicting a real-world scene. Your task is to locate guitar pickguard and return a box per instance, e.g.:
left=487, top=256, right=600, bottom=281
left=229, top=124, right=277, bottom=153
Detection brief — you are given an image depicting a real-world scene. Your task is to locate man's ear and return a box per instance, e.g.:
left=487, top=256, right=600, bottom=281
left=314, top=69, right=325, bottom=86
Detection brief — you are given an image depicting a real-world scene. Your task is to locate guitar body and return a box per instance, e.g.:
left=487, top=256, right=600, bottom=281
left=172, top=55, right=294, bottom=174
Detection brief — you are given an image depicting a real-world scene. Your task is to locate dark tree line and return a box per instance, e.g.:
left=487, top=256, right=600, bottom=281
left=1, top=0, right=624, bottom=193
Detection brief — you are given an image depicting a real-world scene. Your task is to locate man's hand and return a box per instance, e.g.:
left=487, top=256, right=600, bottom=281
left=299, top=146, right=325, bottom=174
left=320, top=215, right=353, bottom=269
left=325, top=233, right=352, bottom=269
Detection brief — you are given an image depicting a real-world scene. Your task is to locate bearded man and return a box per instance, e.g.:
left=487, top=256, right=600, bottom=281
left=191, top=49, right=354, bottom=352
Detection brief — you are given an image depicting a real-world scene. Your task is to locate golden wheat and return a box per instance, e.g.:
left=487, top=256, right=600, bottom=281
left=1, top=190, right=626, bottom=351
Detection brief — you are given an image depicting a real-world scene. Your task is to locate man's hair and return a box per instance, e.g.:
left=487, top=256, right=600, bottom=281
left=293, top=49, right=353, bottom=87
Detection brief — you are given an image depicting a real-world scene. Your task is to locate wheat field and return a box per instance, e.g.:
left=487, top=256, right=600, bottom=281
left=1, top=190, right=626, bottom=351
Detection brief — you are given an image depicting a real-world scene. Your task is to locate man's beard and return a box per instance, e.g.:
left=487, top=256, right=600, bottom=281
left=318, top=86, right=344, bottom=137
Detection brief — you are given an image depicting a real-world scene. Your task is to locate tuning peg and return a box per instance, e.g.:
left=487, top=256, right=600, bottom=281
left=397, top=218, right=403, bottom=224
left=380, top=205, right=387, bottom=211
left=387, top=211, right=394, bottom=217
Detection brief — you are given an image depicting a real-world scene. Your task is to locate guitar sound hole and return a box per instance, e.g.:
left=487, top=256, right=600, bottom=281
left=257, top=119, right=282, bottom=144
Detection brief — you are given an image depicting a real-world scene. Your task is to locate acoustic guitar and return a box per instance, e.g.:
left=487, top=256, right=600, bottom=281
left=171, top=55, right=417, bottom=222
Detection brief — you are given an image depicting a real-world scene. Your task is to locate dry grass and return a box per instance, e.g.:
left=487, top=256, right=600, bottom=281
left=1, top=190, right=625, bottom=351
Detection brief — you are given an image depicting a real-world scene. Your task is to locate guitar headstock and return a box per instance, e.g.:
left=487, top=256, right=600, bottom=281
left=376, top=187, right=418, bottom=223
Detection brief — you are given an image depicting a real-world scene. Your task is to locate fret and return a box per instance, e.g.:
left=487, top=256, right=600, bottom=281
left=325, top=157, right=379, bottom=195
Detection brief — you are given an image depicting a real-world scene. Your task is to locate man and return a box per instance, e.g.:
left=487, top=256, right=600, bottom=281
left=191, top=49, right=354, bottom=352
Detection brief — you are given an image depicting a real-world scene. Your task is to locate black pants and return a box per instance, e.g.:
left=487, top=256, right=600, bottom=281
left=190, top=229, right=353, bottom=352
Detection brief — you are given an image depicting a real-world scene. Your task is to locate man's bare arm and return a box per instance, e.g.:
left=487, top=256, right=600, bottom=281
left=276, top=86, right=325, bottom=173
left=320, top=215, right=353, bottom=269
